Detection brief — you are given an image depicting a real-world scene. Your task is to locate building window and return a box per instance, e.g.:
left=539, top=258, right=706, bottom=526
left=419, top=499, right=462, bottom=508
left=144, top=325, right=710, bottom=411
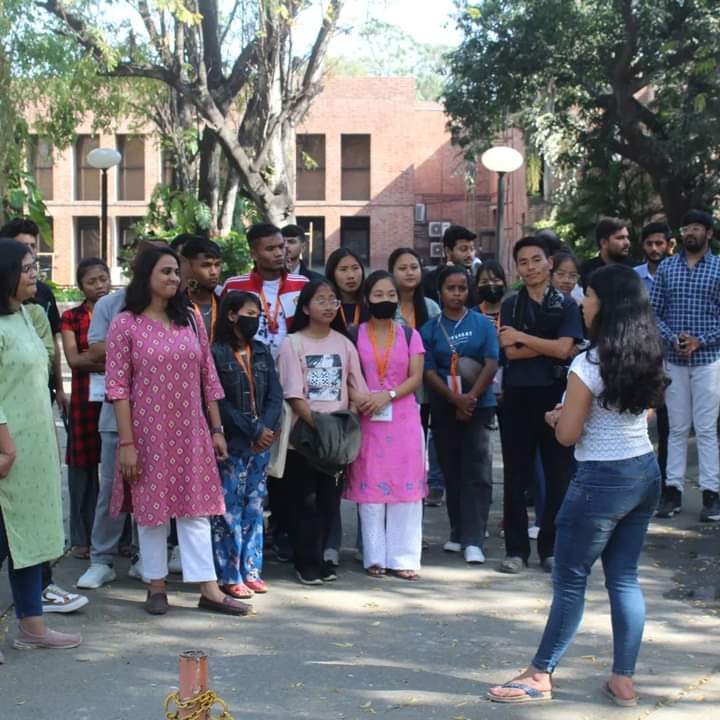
left=76, top=217, right=103, bottom=262
left=75, top=135, right=100, bottom=201
left=37, top=217, right=55, bottom=281
left=296, top=216, right=325, bottom=270
left=341, top=134, right=370, bottom=201
left=29, top=137, right=53, bottom=200
left=340, top=216, right=370, bottom=266
left=296, top=134, right=326, bottom=201
left=117, top=136, right=145, bottom=201
left=118, top=216, right=143, bottom=253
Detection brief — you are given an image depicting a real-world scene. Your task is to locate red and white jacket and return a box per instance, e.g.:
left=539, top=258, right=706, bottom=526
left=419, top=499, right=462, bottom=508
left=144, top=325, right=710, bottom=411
left=220, top=269, right=308, bottom=358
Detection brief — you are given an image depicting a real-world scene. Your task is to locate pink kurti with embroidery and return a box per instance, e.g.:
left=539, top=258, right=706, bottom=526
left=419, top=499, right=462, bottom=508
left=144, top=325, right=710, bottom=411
left=105, top=312, right=225, bottom=526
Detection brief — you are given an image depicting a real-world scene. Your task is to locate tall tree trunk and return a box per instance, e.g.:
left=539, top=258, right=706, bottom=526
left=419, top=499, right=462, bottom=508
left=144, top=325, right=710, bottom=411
left=218, top=166, right=240, bottom=234
left=198, top=127, right=222, bottom=231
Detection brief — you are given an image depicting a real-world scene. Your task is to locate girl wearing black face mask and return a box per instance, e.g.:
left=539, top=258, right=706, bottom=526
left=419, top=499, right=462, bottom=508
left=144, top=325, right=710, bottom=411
left=346, top=271, right=427, bottom=579
left=475, top=260, right=507, bottom=327
left=210, top=291, right=283, bottom=597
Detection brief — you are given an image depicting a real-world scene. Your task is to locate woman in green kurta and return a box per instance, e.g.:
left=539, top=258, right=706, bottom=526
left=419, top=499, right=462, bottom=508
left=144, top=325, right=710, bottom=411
left=0, top=238, right=81, bottom=653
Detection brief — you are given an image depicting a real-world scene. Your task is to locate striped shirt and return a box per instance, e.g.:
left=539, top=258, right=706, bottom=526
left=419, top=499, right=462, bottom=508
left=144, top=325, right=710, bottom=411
left=650, top=251, right=720, bottom=366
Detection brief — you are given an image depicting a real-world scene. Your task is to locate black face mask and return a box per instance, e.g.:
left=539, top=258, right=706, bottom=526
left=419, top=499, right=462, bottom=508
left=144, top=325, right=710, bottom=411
left=368, top=300, right=398, bottom=320
left=236, top=315, right=260, bottom=340
left=477, top=284, right=504, bottom=303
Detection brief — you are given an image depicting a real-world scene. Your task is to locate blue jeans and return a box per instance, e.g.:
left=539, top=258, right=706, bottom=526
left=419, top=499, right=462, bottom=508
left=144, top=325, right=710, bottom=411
left=532, top=452, right=660, bottom=677
left=211, top=452, right=269, bottom=583
left=0, top=510, right=43, bottom=619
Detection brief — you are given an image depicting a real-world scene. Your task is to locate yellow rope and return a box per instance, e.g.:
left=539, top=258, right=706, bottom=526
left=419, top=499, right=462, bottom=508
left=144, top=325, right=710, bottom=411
left=164, top=689, right=234, bottom=720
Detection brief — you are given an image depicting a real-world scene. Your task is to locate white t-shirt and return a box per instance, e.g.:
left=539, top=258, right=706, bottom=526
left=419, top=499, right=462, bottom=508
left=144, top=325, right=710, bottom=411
left=570, top=351, right=653, bottom=462
left=254, top=279, right=286, bottom=359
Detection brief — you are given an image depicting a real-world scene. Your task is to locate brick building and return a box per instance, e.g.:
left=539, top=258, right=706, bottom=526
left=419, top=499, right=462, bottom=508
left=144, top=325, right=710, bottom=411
left=29, top=76, right=527, bottom=285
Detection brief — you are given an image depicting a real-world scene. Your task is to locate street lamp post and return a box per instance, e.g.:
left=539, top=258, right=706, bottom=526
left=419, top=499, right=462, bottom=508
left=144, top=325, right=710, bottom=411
left=480, top=146, right=524, bottom=265
left=86, top=147, right=122, bottom=263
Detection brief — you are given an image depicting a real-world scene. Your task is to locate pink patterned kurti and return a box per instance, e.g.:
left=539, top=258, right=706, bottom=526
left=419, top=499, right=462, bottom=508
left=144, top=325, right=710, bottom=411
left=105, top=312, right=225, bottom=526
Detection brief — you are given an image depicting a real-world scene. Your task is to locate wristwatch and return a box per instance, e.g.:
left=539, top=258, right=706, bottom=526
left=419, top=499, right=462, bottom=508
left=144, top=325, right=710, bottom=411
left=388, top=390, right=397, bottom=400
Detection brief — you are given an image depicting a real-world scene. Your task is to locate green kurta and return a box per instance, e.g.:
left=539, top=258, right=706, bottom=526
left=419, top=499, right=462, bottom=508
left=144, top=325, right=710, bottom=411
left=0, top=306, right=64, bottom=569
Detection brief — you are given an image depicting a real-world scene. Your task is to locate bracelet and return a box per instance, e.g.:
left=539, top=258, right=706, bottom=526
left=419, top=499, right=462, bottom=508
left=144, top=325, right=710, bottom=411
left=210, top=426, right=224, bottom=435
left=119, top=440, right=135, bottom=448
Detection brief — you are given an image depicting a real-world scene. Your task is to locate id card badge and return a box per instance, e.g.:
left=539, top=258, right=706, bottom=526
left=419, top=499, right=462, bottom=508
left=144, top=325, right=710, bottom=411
left=371, top=403, right=393, bottom=422
left=89, top=373, right=106, bottom=402
left=446, top=375, right=461, bottom=392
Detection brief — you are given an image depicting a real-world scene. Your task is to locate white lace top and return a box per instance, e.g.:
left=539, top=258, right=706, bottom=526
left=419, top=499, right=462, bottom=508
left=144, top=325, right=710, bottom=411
left=570, top=351, right=653, bottom=462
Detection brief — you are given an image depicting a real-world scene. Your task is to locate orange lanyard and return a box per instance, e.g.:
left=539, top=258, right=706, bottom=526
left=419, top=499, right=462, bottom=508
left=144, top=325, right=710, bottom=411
left=258, top=281, right=283, bottom=334
left=400, top=302, right=415, bottom=329
left=191, top=296, right=217, bottom=342
left=449, top=352, right=460, bottom=393
left=367, top=320, right=396, bottom=388
left=339, top=303, right=360, bottom=328
left=234, top=345, right=257, bottom=417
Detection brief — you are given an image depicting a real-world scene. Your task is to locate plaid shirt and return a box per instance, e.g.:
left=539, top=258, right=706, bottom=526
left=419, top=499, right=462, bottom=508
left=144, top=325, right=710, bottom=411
left=650, top=251, right=720, bottom=366
left=61, top=302, right=101, bottom=466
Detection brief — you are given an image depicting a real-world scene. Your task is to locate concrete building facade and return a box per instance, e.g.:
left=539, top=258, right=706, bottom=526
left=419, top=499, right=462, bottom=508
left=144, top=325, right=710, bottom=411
left=30, top=77, right=527, bottom=285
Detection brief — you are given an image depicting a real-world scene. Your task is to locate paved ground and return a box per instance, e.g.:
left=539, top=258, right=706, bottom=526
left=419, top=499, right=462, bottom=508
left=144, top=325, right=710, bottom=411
left=1, top=423, right=719, bottom=719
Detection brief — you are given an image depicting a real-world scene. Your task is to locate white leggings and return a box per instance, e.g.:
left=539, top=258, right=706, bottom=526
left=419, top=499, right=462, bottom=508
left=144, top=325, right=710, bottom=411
left=358, top=502, right=422, bottom=571
left=137, top=517, right=216, bottom=583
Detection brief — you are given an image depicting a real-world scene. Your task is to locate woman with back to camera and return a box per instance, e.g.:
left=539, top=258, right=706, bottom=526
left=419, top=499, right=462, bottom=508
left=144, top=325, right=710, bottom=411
left=105, top=245, right=250, bottom=616
left=0, top=238, right=81, bottom=656
left=488, top=264, right=666, bottom=706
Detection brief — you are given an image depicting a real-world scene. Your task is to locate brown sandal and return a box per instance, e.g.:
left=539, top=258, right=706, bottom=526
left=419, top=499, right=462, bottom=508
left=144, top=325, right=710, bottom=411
left=366, top=565, right=386, bottom=578
left=390, top=569, right=419, bottom=581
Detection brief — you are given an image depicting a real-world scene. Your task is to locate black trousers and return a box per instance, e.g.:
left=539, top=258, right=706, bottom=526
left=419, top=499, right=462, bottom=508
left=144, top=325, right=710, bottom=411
left=500, top=384, right=573, bottom=562
left=284, top=450, right=342, bottom=573
left=268, top=475, right=292, bottom=539
left=431, top=405, right=494, bottom=547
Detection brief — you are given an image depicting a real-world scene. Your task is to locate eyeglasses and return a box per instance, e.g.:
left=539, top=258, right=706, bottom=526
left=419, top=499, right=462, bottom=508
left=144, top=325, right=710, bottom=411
left=310, top=298, right=341, bottom=308
left=553, top=271, right=579, bottom=281
left=21, top=261, right=39, bottom=275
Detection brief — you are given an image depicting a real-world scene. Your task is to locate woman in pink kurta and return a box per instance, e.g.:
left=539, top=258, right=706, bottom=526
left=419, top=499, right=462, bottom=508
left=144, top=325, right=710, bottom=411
left=105, top=245, right=250, bottom=617
left=345, top=271, right=427, bottom=579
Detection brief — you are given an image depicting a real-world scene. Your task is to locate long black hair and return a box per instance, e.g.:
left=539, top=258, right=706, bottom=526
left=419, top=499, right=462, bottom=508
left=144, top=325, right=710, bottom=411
left=587, top=264, right=668, bottom=413
left=124, top=245, right=191, bottom=326
left=363, top=269, right=398, bottom=301
left=324, top=247, right=365, bottom=303
left=290, top=278, right=345, bottom=335
left=0, top=238, right=29, bottom=315
left=388, top=247, right=429, bottom=328
left=214, top=291, right=262, bottom=350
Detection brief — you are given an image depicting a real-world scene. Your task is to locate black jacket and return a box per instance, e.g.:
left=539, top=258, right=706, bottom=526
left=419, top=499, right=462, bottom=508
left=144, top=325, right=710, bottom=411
left=211, top=340, right=283, bottom=457
left=289, top=410, right=362, bottom=477
left=295, top=260, right=324, bottom=282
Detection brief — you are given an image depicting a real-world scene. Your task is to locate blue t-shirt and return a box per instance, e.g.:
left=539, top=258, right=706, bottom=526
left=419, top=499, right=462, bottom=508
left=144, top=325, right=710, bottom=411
left=500, top=290, right=583, bottom=388
left=420, top=310, right=499, bottom=408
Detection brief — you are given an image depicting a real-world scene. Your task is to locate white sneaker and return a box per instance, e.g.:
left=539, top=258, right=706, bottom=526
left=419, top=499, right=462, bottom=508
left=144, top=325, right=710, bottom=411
left=528, top=525, right=540, bottom=540
left=464, top=545, right=486, bottom=564
left=42, top=583, right=89, bottom=613
left=76, top=564, right=116, bottom=589
left=128, top=557, right=150, bottom=584
left=323, top=548, right=340, bottom=567
left=168, top=546, right=182, bottom=574
left=443, top=540, right=462, bottom=553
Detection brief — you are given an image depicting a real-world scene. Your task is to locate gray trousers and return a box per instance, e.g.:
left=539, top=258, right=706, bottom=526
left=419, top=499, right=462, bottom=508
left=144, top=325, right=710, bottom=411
left=89, top=431, right=127, bottom=566
left=68, top=465, right=99, bottom=547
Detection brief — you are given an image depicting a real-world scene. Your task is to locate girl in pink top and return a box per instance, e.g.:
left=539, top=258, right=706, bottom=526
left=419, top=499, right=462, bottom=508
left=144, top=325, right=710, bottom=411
left=106, top=246, right=249, bottom=617
left=345, top=271, right=427, bottom=579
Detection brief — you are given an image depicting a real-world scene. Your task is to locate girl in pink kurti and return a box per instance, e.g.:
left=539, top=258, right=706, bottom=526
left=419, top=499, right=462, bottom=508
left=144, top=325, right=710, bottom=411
left=105, top=245, right=249, bottom=617
left=346, top=271, right=427, bottom=579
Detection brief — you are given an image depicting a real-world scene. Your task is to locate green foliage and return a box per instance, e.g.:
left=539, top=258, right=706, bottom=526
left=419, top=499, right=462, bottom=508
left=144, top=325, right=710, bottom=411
left=444, top=0, right=720, bottom=227
left=3, top=171, right=52, bottom=246
left=328, top=19, right=452, bottom=101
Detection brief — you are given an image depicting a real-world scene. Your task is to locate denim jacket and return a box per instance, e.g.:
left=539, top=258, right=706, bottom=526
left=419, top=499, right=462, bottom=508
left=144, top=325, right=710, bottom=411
left=211, top=340, right=283, bottom=457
